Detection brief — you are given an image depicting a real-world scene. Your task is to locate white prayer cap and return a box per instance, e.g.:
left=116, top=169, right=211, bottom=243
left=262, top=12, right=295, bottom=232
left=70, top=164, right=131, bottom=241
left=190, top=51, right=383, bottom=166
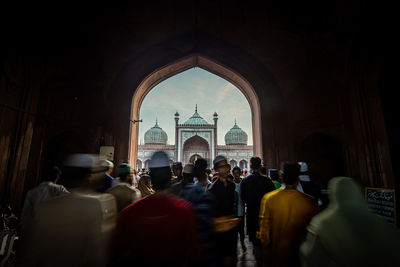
left=64, top=154, right=106, bottom=172
left=183, top=163, right=194, bottom=174
left=298, top=162, right=308, bottom=173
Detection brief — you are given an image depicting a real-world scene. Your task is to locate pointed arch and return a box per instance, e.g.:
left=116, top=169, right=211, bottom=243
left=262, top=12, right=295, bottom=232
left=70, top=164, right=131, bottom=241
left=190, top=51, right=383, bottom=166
left=129, top=54, right=262, bottom=165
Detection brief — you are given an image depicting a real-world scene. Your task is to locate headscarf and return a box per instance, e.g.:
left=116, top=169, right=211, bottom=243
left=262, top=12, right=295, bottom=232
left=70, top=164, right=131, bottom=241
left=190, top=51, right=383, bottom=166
left=138, top=174, right=154, bottom=197
left=307, top=177, right=400, bottom=266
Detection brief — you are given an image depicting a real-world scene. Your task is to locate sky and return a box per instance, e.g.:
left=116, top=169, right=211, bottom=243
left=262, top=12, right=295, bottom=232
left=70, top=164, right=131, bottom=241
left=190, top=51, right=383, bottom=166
left=139, top=67, right=253, bottom=145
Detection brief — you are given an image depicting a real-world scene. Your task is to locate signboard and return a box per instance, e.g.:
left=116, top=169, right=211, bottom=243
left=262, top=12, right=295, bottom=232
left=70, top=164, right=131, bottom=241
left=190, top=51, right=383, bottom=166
left=365, top=187, right=396, bottom=225
left=99, top=146, right=114, bottom=161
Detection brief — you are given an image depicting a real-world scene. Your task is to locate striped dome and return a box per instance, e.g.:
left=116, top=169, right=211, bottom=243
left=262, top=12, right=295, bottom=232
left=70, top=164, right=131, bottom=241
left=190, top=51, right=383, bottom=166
left=225, top=121, right=248, bottom=145
left=144, top=120, right=168, bottom=145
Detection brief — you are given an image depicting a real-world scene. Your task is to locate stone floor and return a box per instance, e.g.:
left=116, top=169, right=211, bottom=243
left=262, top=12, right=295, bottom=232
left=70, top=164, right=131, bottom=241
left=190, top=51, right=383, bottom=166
left=236, top=236, right=257, bottom=267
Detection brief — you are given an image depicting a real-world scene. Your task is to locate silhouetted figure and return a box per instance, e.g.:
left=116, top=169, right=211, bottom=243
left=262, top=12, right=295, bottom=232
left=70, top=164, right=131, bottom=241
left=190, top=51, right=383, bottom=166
left=170, top=163, right=194, bottom=196
left=207, top=155, right=239, bottom=267
left=258, top=162, right=318, bottom=267
left=110, top=151, right=201, bottom=266
left=232, top=166, right=246, bottom=252
left=300, top=177, right=400, bottom=267
left=19, top=154, right=117, bottom=267
left=20, top=166, right=69, bottom=230
left=179, top=162, right=218, bottom=267
left=99, top=160, right=114, bottom=193
left=172, top=161, right=183, bottom=184
left=194, top=158, right=211, bottom=191
left=297, top=162, right=321, bottom=203
left=106, top=163, right=141, bottom=212
left=268, top=169, right=281, bottom=189
left=240, top=157, right=275, bottom=266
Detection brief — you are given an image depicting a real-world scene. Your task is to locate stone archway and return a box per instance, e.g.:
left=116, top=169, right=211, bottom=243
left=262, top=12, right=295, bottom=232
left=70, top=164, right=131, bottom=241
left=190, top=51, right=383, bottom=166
left=239, top=159, right=248, bottom=169
left=144, top=159, right=150, bottom=169
left=128, top=54, right=265, bottom=167
left=183, top=135, right=209, bottom=164
left=230, top=160, right=238, bottom=168
left=136, top=159, right=142, bottom=170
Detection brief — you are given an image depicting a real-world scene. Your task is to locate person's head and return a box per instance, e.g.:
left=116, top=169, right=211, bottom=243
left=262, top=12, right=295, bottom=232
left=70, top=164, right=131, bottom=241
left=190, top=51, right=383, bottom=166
left=213, top=155, right=230, bottom=178
left=183, top=163, right=195, bottom=183
left=43, top=165, right=62, bottom=182
left=118, top=163, right=134, bottom=184
left=102, top=160, right=114, bottom=175
left=205, top=169, right=212, bottom=177
left=280, top=162, right=300, bottom=185
left=172, top=162, right=183, bottom=176
left=194, top=158, right=208, bottom=179
left=250, top=157, right=262, bottom=171
left=63, top=154, right=107, bottom=190
left=232, top=166, right=242, bottom=179
left=149, top=151, right=172, bottom=191
left=268, top=169, right=279, bottom=181
left=298, top=162, right=309, bottom=175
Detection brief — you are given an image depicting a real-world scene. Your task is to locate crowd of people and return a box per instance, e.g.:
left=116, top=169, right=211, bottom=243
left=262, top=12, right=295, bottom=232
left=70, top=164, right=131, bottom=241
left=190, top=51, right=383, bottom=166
left=14, top=151, right=400, bottom=267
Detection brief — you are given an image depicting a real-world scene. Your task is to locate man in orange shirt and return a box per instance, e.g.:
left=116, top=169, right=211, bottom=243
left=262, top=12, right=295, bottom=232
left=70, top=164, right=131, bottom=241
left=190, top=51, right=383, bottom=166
left=257, top=162, right=318, bottom=267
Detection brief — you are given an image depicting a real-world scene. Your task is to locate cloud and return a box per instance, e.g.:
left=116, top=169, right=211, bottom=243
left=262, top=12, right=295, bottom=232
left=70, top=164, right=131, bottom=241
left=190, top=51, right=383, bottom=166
left=139, top=68, right=253, bottom=145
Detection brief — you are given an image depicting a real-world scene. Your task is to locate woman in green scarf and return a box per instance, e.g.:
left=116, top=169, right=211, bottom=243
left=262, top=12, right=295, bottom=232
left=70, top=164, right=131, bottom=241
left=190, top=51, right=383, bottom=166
left=300, top=176, right=400, bottom=267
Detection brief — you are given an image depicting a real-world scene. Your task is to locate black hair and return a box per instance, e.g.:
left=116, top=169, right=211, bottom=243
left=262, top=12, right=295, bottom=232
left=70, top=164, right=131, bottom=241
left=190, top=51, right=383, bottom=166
left=205, top=169, right=212, bottom=175
left=260, top=166, right=267, bottom=175
left=183, top=172, right=194, bottom=183
left=119, top=172, right=130, bottom=182
left=281, top=162, right=300, bottom=185
left=250, top=157, right=262, bottom=170
left=149, top=166, right=172, bottom=190
left=43, top=166, right=62, bottom=182
left=232, top=166, right=242, bottom=173
left=61, top=166, right=91, bottom=188
left=194, top=158, right=208, bottom=177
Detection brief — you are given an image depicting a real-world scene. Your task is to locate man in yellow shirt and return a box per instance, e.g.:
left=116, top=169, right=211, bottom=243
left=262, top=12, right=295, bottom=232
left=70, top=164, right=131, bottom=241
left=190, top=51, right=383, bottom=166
left=258, top=162, right=318, bottom=267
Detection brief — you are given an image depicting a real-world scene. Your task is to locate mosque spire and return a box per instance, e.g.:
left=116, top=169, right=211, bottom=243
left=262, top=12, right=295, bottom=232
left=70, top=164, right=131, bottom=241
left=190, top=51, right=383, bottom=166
left=155, top=118, right=158, bottom=126
left=195, top=104, right=198, bottom=113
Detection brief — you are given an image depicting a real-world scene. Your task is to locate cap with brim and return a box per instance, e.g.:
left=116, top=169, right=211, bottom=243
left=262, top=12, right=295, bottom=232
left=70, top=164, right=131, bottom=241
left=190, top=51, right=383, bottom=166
left=213, top=155, right=227, bottom=168
left=149, top=151, right=170, bottom=168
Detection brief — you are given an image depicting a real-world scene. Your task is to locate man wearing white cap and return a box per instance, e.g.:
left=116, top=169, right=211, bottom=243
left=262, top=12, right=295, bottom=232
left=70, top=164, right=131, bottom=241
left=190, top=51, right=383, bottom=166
left=110, top=151, right=201, bottom=266
left=297, top=162, right=321, bottom=204
left=20, top=154, right=117, bottom=267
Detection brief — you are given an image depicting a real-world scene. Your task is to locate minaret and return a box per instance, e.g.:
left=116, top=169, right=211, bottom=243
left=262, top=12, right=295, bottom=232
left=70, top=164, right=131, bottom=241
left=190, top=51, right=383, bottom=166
left=213, top=111, right=218, bottom=160
left=174, top=111, right=179, bottom=162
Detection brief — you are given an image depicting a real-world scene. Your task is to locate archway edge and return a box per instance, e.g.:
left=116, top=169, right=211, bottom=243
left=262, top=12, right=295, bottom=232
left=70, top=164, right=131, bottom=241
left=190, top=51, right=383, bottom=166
left=129, top=54, right=263, bottom=165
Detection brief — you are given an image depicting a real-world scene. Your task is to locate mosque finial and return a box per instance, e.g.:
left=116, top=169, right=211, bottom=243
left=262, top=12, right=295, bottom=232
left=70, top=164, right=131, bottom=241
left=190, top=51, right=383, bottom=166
left=155, top=118, right=158, bottom=126
left=195, top=104, right=198, bottom=113
left=235, top=118, right=237, bottom=125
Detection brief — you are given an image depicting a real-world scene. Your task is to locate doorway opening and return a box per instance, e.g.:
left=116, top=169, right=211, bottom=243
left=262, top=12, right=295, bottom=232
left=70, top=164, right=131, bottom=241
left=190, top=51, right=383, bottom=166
left=130, top=55, right=262, bottom=169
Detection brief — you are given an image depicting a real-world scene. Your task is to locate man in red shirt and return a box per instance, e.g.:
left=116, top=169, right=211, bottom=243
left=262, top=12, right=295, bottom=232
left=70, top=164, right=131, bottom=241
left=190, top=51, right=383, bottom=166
left=110, top=151, right=201, bottom=266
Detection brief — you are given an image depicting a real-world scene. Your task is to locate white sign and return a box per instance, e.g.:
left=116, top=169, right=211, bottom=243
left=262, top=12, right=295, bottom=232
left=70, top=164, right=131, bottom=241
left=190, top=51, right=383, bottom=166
left=99, top=146, right=114, bottom=161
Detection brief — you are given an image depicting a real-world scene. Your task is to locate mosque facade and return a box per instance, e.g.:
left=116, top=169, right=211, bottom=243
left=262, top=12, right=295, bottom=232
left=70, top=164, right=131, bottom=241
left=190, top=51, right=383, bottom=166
left=137, top=107, right=253, bottom=170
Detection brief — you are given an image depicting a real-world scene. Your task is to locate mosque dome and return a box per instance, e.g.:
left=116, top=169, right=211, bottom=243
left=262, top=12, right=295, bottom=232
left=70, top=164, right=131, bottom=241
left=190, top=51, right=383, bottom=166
left=144, top=120, right=168, bottom=145
left=225, top=121, right=248, bottom=145
left=183, top=105, right=210, bottom=125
